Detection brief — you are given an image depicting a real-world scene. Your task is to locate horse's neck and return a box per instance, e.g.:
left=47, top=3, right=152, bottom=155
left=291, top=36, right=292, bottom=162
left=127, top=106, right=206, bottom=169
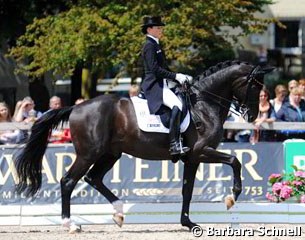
left=192, top=65, right=242, bottom=126
left=191, top=96, right=230, bottom=127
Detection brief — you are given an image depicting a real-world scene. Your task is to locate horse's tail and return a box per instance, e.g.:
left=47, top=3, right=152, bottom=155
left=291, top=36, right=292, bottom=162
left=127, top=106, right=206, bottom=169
left=15, top=106, right=74, bottom=197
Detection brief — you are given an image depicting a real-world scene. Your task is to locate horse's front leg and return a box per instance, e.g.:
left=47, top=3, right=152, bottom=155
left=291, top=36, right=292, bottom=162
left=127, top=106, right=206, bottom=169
left=181, top=162, right=200, bottom=231
left=197, top=147, right=242, bottom=207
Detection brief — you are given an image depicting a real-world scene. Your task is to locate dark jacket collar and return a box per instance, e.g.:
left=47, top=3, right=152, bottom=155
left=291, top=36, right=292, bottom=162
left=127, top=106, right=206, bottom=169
left=146, top=36, right=159, bottom=44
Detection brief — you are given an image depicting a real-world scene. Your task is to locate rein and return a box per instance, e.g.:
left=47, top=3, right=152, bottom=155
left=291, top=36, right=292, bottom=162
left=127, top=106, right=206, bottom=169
left=184, top=83, right=246, bottom=119
left=184, top=65, right=263, bottom=121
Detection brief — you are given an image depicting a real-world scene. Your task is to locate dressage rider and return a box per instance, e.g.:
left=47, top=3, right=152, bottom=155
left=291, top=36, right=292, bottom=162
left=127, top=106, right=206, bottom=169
left=140, top=16, right=190, bottom=156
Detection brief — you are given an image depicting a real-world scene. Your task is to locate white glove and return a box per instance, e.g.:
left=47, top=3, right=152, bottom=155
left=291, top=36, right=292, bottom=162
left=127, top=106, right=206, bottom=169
left=175, top=73, right=192, bottom=85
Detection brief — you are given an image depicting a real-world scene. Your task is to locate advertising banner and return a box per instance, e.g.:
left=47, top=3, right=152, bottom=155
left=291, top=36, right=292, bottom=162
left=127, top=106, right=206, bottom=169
left=284, top=140, right=305, bottom=173
left=0, top=143, right=283, bottom=205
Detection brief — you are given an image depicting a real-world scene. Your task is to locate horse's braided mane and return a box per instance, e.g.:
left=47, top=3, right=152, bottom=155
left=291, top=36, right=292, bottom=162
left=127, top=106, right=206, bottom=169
left=190, top=60, right=251, bottom=129
left=195, top=60, right=250, bottom=80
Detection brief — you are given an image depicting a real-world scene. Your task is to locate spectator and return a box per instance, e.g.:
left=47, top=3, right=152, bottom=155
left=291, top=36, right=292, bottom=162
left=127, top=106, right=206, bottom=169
left=269, top=84, right=288, bottom=113
left=49, top=95, right=62, bottom=110
left=129, top=84, right=140, bottom=97
left=288, top=79, right=299, bottom=93
left=276, top=87, right=305, bottom=140
left=49, top=128, right=71, bottom=144
left=0, top=102, right=24, bottom=144
left=13, top=96, right=42, bottom=123
left=298, top=79, right=305, bottom=100
left=12, top=100, right=23, bottom=120
left=298, top=86, right=305, bottom=101
left=277, top=87, right=305, bottom=121
left=52, top=97, right=87, bottom=143
left=250, top=88, right=276, bottom=143
left=47, top=96, right=71, bottom=143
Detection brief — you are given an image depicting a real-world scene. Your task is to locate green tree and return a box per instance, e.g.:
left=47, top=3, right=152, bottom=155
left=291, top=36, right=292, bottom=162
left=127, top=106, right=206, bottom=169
left=8, top=0, right=275, bottom=97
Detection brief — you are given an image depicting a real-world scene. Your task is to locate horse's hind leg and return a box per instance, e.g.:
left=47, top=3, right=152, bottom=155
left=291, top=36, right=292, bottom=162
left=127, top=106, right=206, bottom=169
left=181, top=162, right=200, bottom=231
left=83, top=155, right=124, bottom=227
left=61, top=156, right=94, bottom=233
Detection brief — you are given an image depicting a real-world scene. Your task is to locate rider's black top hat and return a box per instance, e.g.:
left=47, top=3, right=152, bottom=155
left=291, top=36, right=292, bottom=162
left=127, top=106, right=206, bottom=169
left=141, top=16, right=165, bottom=34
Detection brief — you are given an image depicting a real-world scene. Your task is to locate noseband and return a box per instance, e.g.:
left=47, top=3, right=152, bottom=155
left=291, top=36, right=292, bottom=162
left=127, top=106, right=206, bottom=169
left=242, top=65, right=264, bottom=105
left=239, top=66, right=264, bottom=120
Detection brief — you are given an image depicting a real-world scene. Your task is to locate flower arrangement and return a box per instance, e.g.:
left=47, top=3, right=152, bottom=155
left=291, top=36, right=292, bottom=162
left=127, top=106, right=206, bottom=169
left=266, top=166, right=305, bottom=203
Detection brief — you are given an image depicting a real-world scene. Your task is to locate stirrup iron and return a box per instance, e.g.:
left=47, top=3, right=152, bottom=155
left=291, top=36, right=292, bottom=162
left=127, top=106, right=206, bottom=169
left=179, top=137, right=190, bottom=155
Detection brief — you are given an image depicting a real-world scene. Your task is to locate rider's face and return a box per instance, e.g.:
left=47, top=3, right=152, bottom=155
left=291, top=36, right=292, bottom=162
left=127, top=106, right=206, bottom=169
left=147, top=26, right=163, bottom=39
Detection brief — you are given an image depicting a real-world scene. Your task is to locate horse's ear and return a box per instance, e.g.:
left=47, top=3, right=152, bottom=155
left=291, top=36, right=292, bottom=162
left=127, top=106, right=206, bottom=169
left=258, top=66, right=276, bottom=74
left=251, top=65, right=275, bottom=83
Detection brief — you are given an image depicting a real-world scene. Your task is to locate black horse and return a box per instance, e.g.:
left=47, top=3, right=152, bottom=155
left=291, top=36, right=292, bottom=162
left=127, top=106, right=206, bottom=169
left=15, top=61, right=272, bottom=233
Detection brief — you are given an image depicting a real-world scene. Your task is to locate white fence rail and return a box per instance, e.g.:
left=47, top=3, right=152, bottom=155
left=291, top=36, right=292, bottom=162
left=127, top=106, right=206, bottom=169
left=0, top=202, right=304, bottom=226
left=2, top=121, right=305, bottom=131
left=0, top=122, right=33, bottom=131
left=223, top=121, right=305, bottom=130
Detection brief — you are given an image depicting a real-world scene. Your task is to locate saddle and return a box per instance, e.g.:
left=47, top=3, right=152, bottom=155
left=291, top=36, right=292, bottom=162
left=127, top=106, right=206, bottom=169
left=131, top=90, right=190, bottom=133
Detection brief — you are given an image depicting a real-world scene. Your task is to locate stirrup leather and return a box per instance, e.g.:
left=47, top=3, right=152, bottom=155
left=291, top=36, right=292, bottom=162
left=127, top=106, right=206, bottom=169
left=169, top=138, right=190, bottom=156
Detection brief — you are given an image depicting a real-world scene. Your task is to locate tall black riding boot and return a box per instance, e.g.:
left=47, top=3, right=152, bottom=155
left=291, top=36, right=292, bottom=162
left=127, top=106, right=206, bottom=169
left=169, top=106, right=190, bottom=156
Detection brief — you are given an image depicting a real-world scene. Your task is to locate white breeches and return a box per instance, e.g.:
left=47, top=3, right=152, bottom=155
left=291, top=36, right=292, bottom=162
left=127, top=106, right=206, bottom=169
left=162, top=79, right=182, bottom=111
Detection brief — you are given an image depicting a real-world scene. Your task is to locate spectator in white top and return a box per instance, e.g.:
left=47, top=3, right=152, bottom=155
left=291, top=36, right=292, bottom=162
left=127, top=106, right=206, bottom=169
left=13, top=96, right=42, bottom=123
left=269, top=84, right=288, bottom=113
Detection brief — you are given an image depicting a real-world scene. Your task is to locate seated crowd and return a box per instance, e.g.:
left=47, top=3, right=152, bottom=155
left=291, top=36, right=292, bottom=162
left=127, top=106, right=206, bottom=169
left=0, top=95, right=87, bottom=145
left=225, top=78, right=305, bottom=142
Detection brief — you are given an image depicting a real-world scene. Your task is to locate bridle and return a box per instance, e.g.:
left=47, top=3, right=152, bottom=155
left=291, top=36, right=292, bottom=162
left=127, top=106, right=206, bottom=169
left=243, top=65, right=264, bottom=106
left=184, top=65, right=264, bottom=121
left=235, top=65, right=264, bottom=120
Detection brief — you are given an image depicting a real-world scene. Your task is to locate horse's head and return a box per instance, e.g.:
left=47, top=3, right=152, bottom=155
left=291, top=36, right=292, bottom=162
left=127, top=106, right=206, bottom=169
left=233, top=64, right=275, bottom=122
left=191, top=61, right=275, bottom=125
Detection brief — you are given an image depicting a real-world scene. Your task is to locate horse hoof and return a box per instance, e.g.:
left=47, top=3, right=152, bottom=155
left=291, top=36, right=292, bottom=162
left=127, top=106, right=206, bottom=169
left=225, top=195, right=235, bottom=210
left=182, top=223, right=198, bottom=232
left=113, top=213, right=124, bottom=227
left=69, top=224, right=81, bottom=234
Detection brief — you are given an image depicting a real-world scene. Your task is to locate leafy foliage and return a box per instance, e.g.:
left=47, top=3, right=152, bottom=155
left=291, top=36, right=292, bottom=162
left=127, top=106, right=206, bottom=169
left=9, top=0, right=275, bottom=79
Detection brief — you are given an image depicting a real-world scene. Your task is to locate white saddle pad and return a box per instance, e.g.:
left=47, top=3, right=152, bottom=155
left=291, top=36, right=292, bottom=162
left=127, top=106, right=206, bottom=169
left=131, top=96, right=190, bottom=133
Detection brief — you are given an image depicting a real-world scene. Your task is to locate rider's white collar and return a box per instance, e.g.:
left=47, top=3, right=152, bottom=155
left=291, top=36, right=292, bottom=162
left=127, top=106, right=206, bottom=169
left=147, top=35, right=159, bottom=44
